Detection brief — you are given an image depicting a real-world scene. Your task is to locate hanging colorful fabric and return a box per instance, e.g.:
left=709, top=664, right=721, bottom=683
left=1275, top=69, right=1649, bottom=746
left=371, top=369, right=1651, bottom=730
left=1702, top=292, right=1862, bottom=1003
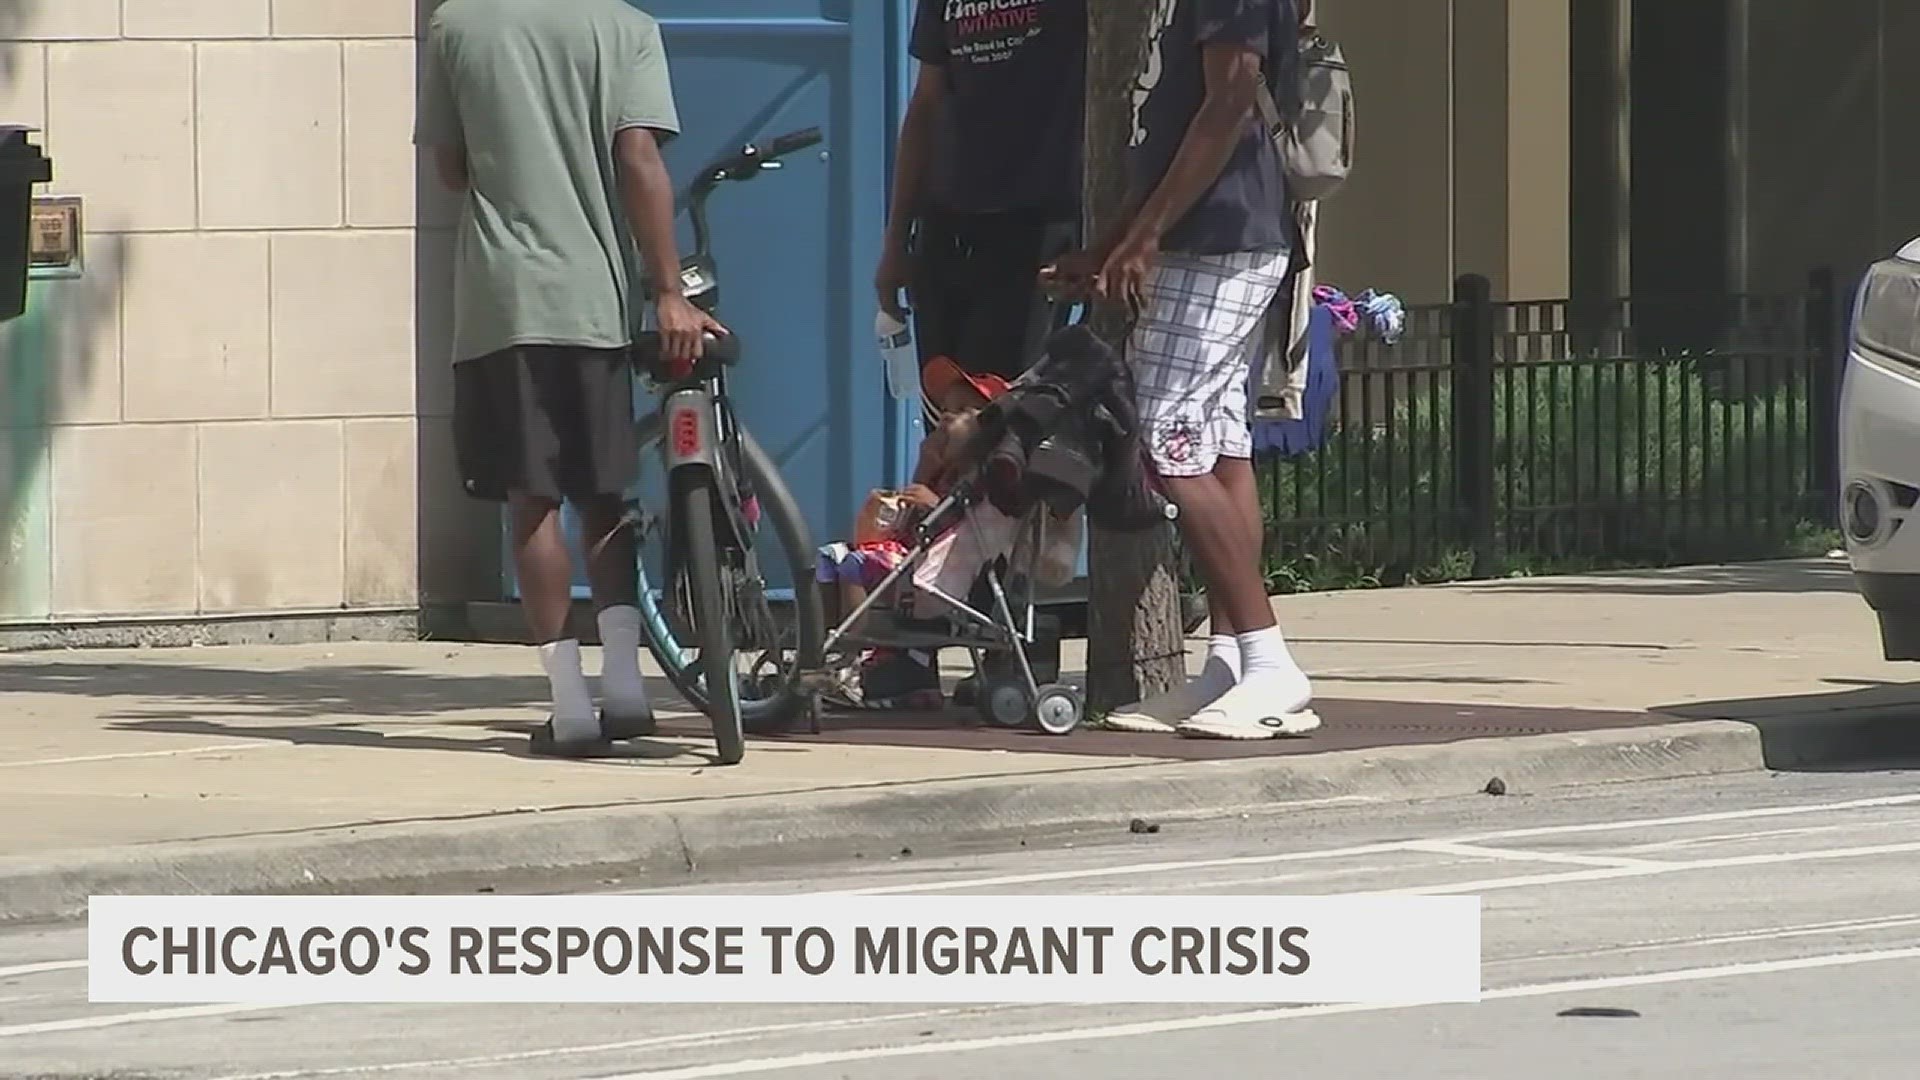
left=1253, top=303, right=1341, bottom=458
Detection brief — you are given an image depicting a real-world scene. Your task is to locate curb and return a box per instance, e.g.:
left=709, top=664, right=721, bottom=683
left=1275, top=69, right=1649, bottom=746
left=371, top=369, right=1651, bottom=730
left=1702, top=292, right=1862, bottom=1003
left=0, top=718, right=1795, bottom=926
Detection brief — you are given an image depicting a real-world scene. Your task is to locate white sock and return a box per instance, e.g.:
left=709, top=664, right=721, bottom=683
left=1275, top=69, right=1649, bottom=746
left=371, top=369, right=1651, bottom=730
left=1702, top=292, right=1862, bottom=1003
left=1193, top=626, right=1312, bottom=721
left=1238, top=626, right=1300, bottom=679
left=539, top=640, right=600, bottom=742
left=1240, top=627, right=1313, bottom=709
left=1112, top=634, right=1242, bottom=725
left=596, top=606, right=651, bottom=714
left=1207, top=634, right=1243, bottom=681
left=1191, top=633, right=1240, bottom=696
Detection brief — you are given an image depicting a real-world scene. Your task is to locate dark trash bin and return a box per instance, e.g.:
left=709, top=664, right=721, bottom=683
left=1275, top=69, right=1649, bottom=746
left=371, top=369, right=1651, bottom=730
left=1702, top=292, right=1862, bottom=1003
left=0, top=125, right=53, bottom=323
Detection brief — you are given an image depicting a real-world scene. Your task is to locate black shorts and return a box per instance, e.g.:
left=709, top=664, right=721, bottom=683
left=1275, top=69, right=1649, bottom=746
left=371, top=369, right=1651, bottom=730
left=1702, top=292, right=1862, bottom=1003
left=911, top=209, right=1081, bottom=382
left=452, top=345, right=638, bottom=503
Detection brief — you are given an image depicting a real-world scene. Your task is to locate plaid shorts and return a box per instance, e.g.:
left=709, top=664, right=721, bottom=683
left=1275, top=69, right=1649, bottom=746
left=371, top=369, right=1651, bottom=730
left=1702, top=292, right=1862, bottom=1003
left=1127, top=249, right=1291, bottom=477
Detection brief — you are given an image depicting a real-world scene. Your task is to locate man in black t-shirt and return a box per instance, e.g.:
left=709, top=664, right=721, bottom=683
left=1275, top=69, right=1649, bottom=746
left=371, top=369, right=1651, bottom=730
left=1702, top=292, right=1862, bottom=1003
left=876, top=0, right=1087, bottom=384
left=1049, top=0, right=1318, bottom=743
left=865, top=0, right=1087, bottom=703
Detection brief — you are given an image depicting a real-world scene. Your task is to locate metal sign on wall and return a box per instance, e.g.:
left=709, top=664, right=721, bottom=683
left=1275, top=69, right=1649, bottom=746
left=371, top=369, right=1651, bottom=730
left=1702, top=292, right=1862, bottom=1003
left=28, top=195, right=82, bottom=277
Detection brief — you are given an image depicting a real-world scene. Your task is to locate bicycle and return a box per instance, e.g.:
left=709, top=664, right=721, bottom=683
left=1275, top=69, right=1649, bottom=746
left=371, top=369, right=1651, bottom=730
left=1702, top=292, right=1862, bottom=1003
left=624, top=127, right=830, bottom=766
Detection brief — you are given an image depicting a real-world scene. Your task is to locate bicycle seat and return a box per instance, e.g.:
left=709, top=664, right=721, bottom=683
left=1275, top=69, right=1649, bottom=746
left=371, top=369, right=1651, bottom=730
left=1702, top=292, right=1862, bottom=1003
left=632, top=330, right=741, bottom=381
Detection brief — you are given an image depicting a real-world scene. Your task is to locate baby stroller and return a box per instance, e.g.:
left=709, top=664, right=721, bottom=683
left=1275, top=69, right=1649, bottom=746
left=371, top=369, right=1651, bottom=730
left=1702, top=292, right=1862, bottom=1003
left=802, top=325, right=1177, bottom=735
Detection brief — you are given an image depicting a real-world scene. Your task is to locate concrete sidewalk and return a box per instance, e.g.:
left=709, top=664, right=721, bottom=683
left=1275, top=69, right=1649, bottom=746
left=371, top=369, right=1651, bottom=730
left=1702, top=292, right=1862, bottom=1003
left=3, top=556, right=1917, bottom=922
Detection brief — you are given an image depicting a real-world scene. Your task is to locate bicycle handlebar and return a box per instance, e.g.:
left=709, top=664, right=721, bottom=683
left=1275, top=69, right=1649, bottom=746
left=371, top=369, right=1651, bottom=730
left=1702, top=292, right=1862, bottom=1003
left=686, top=126, right=825, bottom=262
left=767, top=127, right=824, bottom=158
left=694, top=127, right=823, bottom=191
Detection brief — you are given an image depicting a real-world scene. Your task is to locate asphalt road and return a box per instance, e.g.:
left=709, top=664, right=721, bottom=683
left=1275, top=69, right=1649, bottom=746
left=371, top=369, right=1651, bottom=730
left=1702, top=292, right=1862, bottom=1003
left=7, top=768, right=1920, bottom=1079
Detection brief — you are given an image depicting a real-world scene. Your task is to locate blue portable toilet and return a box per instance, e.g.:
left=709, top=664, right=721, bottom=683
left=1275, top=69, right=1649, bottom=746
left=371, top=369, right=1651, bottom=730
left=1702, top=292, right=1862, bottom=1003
left=504, top=0, right=924, bottom=601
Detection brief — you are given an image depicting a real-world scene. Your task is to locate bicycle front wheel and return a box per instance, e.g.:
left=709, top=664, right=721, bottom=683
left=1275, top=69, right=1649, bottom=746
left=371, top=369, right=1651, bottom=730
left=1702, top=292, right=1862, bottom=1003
left=675, top=474, right=747, bottom=766
left=635, top=417, right=824, bottom=736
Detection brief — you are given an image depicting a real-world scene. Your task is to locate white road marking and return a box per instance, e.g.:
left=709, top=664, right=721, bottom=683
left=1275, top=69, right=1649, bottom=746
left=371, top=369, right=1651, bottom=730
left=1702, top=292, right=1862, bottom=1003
left=0, top=959, right=85, bottom=978
left=0, top=1003, right=284, bottom=1038
left=201, top=1007, right=1005, bottom=1080
left=829, top=842, right=1415, bottom=896
left=1488, top=913, right=1920, bottom=966
left=588, top=946, right=1920, bottom=1080
left=1102, top=861, right=1440, bottom=895
left=1611, top=820, right=1920, bottom=853
left=0, top=744, right=265, bottom=768
left=1450, top=793, right=1920, bottom=845
left=1371, top=840, right=1920, bottom=897
left=1373, top=866, right=1651, bottom=896
left=1403, top=841, right=1669, bottom=869
left=834, top=793, right=1920, bottom=896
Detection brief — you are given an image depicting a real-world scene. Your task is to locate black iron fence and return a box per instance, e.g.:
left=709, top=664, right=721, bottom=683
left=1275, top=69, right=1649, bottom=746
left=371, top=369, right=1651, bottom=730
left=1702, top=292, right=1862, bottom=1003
left=1258, top=269, right=1846, bottom=589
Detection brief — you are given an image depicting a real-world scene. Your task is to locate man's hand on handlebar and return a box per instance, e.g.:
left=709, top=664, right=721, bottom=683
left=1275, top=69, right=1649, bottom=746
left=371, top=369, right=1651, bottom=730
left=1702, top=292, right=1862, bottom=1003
left=656, top=292, right=728, bottom=378
left=1039, top=249, right=1102, bottom=302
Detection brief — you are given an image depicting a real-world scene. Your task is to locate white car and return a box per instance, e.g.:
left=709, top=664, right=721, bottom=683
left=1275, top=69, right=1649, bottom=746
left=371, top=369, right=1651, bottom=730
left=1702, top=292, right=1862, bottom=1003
left=1841, top=236, right=1920, bottom=659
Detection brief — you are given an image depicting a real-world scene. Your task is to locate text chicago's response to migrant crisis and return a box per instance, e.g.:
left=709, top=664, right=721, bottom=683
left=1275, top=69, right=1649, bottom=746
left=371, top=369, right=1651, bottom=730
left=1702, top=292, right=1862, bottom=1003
left=119, top=922, right=1313, bottom=979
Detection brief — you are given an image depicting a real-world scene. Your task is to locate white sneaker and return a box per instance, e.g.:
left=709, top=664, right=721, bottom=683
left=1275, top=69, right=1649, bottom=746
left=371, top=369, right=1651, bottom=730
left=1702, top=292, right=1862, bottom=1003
left=1175, top=679, right=1321, bottom=740
left=1176, top=709, right=1322, bottom=740
left=1103, top=678, right=1231, bottom=734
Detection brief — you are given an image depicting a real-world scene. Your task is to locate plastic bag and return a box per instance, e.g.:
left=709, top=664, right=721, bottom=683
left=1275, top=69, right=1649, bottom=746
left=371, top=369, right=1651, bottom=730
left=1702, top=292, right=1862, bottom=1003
left=853, top=490, right=912, bottom=546
left=1031, top=508, right=1084, bottom=588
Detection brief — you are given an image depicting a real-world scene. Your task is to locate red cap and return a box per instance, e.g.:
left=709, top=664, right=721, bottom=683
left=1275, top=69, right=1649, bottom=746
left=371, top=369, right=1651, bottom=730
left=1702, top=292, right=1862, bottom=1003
left=921, top=356, right=1010, bottom=407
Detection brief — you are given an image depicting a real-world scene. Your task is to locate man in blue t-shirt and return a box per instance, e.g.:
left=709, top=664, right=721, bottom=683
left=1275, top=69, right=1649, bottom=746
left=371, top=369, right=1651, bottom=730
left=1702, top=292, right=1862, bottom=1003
left=1050, top=0, right=1317, bottom=742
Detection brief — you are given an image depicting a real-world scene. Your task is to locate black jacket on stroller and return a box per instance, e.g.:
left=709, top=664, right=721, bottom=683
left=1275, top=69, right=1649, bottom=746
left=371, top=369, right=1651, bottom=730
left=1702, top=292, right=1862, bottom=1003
left=959, top=324, right=1173, bottom=533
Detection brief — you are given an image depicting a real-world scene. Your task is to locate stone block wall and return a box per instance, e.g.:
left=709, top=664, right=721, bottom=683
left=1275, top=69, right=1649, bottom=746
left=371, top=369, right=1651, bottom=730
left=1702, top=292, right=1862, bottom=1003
left=0, top=0, right=453, bottom=627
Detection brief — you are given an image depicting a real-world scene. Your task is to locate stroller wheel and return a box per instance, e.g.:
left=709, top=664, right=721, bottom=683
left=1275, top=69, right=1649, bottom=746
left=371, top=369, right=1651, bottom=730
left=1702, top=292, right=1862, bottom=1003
left=1029, top=684, right=1085, bottom=736
left=952, top=674, right=980, bottom=708
left=979, top=681, right=1031, bottom=729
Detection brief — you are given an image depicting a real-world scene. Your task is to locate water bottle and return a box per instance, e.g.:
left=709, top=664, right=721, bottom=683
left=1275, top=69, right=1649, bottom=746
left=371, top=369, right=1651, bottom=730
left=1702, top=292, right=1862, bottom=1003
left=875, top=310, right=919, bottom=401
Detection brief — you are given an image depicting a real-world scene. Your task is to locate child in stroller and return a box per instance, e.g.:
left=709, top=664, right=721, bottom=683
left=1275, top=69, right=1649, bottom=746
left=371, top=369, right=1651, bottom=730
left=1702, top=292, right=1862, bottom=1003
left=814, top=353, right=1020, bottom=708
left=810, top=326, right=1175, bottom=731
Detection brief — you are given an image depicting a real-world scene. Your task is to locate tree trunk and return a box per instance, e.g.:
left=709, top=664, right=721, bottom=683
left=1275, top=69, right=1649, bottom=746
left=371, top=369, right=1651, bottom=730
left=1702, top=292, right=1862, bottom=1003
left=1082, top=1, right=1187, bottom=713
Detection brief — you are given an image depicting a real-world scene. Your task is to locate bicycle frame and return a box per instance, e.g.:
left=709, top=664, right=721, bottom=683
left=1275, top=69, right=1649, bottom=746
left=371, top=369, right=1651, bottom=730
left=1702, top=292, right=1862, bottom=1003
left=657, top=375, right=751, bottom=557
left=643, top=127, right=822, bottom=561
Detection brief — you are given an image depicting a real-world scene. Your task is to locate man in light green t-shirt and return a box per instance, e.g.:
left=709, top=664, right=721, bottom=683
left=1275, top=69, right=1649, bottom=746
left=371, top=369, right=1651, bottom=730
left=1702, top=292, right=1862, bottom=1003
left=415, top=0, right=724, bottom=755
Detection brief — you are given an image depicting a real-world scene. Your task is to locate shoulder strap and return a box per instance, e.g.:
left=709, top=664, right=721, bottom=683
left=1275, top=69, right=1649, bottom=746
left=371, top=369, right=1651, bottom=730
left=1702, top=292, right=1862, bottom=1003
left=1258, top=28, right=1309, bottom=134
left=1256, top=76, right=1284, bottom=134
left=1257, top=31, right=1294, bottom=138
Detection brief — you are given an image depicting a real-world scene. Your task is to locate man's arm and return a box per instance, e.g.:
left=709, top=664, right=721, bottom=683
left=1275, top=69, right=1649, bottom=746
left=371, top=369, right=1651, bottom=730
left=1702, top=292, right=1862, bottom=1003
left=1056, top=2, right=1283, bottom=302
left=611, top=17, right=684, bottom=294
left=614, top=127, right=683, bottom=299
left=883, top=66, right=945, bottom=267
left=1085, top=44, right=1263, bottom=306
left=1120, top=44, right=1264, bottom=248
left=1120, top=0, right=1288, bottom=248
left=612, top=125, right=685, bottom=306
left=613, top=125, right=721, bottom=365
left=611, top=16, right=723, bottom=366
left=876, top=66, right=946, bottom=316
left=878, top=0, right=953, bottom=317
